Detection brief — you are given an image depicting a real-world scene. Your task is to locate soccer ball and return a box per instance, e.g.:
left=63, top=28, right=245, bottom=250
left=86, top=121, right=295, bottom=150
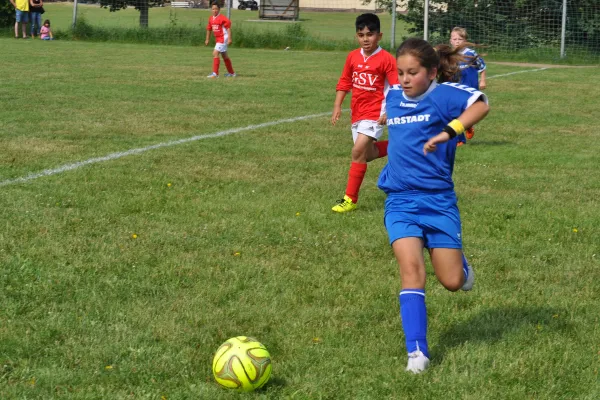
left=212, top=336, right=272, bottom=392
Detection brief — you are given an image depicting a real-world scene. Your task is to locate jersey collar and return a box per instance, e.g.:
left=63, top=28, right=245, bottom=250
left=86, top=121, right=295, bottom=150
left=361, top=46, right=382, bottom=61
left=402, top=80, right=438, bottom=102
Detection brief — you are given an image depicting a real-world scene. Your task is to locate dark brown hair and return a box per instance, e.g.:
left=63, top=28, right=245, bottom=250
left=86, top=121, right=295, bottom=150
left=396, top=38, right=465, bottom=83
left=355, top=13, right=380, bottom=33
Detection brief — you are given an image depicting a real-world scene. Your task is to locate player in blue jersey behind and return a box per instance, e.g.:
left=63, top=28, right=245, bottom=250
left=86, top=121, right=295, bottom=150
left=378, top=38, right=490, bottom=373
left=450, top=27, right=487, bottom=145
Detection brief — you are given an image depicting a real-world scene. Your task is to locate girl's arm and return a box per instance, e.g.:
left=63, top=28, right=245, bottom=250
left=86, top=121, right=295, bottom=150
left=423, top=100, right=489, bottom=154
left=227, top=27, right=232, bottom=46
left=479, top=70, right=487, bottom=90
left=205, top=30, right=210, bottom=46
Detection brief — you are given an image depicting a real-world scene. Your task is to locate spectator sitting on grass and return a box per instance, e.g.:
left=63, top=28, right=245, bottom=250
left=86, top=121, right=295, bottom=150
left=40, top=19, right=53, bottom=40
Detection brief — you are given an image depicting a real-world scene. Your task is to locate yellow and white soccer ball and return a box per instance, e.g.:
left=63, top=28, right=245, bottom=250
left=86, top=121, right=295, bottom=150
left=212, top=336, right=272, bottom=392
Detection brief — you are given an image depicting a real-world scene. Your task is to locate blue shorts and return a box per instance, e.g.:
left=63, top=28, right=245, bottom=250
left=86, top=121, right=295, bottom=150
left=384, top=191, right=463, bottom=249
left=16, top=10, right=29, bottom=23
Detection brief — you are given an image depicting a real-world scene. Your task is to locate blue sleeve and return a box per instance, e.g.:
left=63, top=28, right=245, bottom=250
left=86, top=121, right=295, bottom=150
left=466, top=49, right=486, bottom=72
left=386, top=85, right=402, bottom=114
left=438, top=84, right=487, bottom=121
left=474, top=52, right=486, bottom=72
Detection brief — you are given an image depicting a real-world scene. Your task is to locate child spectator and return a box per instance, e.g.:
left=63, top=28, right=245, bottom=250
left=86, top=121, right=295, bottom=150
left=40, top=19, right=53, bottom=40
left=330, top=13, right=399, bottom=213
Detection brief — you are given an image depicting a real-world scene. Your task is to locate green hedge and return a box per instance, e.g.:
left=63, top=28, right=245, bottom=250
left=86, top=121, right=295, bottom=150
left=0, top=1, right=14, bottom=28
left=4, top=16, right=359, bottom=51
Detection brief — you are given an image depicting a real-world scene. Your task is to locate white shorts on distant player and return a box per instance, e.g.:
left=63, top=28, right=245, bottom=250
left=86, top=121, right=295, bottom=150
left=351, top=119, right=383, bottom=143
left=215, top=43, right=228, bottom=53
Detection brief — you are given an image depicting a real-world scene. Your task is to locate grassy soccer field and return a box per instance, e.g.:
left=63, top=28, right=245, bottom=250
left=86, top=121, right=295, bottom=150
left=1, top=39, right=599, bottom=399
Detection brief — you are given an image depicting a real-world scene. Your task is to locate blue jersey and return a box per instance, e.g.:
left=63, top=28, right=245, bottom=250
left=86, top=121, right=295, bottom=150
left=459, top=48, right=486, bottom=89
left=378, top=82, right=487, bottom=193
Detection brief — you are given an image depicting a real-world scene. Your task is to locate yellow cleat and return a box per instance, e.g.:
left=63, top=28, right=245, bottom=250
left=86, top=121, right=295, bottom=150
left=332, top=195, right=357, bottom=213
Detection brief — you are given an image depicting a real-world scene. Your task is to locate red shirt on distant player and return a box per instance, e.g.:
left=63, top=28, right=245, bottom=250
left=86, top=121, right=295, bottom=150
left=207, top=14, right=231, bottom=44
left=336, top=47, right=399, bottom=123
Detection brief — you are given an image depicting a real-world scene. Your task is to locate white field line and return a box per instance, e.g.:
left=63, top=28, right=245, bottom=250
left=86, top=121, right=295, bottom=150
left=0, top=67, right=548, bottom=188
left=487, top=67, right=548, bottom=79
left=0, top=113, right=329, bottom=187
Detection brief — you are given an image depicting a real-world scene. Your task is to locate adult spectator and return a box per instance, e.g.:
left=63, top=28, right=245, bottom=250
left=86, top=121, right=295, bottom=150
left=9, top=0, right=29, bottom=39
left=29, top=0, right=43, bottom=38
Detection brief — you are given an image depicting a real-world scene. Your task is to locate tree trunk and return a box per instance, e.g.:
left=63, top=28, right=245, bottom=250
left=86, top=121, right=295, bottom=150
left=139, top=5, right=149, bottom=28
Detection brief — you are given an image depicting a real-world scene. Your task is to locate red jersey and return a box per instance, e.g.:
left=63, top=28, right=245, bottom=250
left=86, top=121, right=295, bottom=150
left=336, top=47, right=399, bottom=123
left=207, top=14, right=231, bottom=44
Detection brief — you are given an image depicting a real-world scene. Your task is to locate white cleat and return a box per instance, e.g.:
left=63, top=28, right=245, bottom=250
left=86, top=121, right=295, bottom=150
left=461, top=264, right=475, bottom=291
left=406, top=350, right=430, bottom=374
left=206, top=72, right=219, bottom=78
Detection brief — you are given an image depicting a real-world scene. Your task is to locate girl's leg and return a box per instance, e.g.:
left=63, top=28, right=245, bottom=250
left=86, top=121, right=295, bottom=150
left=392, top=237, right=430, bottom=373
left=221, top=52, right=235, bottom=75
left=429, top=248, right=472, bottom=291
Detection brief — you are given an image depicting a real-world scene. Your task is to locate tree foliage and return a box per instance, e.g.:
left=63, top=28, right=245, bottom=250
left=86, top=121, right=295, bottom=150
left=363, top=0, right=600, bottom=52
left=99, top=0, right=166, bottom=28
left=0, top=1, right=14, bottom=29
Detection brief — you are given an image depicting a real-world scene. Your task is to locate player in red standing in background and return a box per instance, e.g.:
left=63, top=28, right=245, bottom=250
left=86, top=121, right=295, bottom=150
left=205, top=2, right=236, bottom=78
left=331, top=13, right=399, bottom=212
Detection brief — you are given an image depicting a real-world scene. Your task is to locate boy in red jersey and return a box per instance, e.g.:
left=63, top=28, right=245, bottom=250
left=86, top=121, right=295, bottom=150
left=331, top=13, right=399, bottom=212
left=205, top=2, right=236, bottom=78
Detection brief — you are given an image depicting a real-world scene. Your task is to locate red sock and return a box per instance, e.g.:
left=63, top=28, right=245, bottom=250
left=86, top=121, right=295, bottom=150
left=375, top=140, right=388, bottom=158
left=345, top=162, right=367, bottom=203
left=213, top=58, right=220, bottom=75
left=224, top=58, right=234, bottom=74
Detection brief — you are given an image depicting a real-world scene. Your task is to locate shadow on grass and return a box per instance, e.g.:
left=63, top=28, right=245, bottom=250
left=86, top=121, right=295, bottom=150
left=262, top=376, right=287, bottom=394
left=466, top=140, right=514, bottom=146
left=434, top=305, right=571, bottom=363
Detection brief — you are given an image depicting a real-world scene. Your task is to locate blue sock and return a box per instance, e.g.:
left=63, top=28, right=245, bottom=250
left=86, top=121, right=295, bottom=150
left=462, top=253, right=469, bottom=282
left=399, top=289, right=428, bottom=358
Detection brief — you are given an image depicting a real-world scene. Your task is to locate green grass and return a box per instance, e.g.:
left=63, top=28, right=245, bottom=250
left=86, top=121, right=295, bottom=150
left=1, top=38, right=600, bottom=399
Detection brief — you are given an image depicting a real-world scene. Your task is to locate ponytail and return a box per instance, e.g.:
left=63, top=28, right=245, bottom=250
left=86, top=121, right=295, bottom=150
left=434, top=44, right=464, bottom=83
left=397, top=38, right=465, bottom=84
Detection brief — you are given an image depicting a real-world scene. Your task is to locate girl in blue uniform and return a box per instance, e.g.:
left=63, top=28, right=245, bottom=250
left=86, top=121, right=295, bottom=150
left=378, top=38, right=490, bottom=373
left=450, top=27, right=487, bottom=145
